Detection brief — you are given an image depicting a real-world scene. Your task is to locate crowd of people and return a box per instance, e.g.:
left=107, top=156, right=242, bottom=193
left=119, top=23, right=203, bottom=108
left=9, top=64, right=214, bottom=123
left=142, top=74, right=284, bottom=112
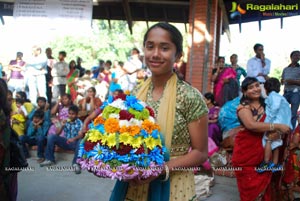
left=1, top=21, right=300, bottom=200
left=209, top=46, right=300, bottom=200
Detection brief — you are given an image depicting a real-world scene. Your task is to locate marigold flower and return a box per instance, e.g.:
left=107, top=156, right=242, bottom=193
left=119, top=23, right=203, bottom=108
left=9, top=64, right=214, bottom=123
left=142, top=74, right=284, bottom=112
left=128, top=125, right=141, bottom=136
left=94, top=116, right=105, bottom=126
left=142, top=120, right=160, bottom=134
left=124, top=90, right=131, bottom=95
left=104, top=118, right=120, bottom=133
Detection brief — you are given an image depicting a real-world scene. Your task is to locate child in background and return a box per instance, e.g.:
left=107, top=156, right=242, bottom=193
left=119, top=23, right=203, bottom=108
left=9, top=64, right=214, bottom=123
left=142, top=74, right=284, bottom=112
left=11, top=98, right=28, bottom=137
left=257, top=78, right=292, bottom=172
left=48, top=94, right=72, bottom=137
left=40, top=105, right=83, bottom=174
left=20, top=109, right=49, bottom=163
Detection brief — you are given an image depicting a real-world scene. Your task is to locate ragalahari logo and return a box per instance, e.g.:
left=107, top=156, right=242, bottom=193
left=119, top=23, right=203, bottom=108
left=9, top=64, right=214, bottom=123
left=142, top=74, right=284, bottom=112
left=230, top=2, right=247, bottom=19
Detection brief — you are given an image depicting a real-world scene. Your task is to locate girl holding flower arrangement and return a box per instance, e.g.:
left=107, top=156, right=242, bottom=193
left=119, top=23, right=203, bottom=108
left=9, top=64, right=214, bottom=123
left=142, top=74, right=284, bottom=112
left=109, top=22, right=209, bottom=201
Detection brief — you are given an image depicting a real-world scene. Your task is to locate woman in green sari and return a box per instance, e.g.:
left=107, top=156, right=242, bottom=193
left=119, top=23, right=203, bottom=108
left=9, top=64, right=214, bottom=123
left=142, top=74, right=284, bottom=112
left=66, top=60, right=79, bottom=102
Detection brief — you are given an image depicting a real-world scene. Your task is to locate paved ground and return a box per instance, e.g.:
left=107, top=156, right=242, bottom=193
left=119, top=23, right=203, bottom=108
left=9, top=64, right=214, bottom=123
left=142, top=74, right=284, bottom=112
left=18, top=152, right=239, bottom=201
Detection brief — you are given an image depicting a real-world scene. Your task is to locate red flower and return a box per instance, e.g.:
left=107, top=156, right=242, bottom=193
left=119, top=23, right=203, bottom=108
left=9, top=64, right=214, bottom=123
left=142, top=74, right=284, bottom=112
left=113, top=143, right=132, bottom=155
left=114, top=93, right=127, bottom=101
left=84, top=141, right=98, bottom=151
left=119, top=110, right=134, bottom=121
left=135, top=146, right=145, bottom=154
left=146, top=106, right=155, bottom=118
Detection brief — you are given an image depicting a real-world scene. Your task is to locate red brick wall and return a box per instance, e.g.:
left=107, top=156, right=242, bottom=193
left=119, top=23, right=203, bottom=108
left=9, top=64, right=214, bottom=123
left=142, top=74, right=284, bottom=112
left=187, top=0, right=222, bottom=93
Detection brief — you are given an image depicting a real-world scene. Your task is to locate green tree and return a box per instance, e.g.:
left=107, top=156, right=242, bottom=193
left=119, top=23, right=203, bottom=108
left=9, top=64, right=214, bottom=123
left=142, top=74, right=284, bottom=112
left=47, top=20, right=138, bottom=68
left=47, top=20, right=189, bottom=69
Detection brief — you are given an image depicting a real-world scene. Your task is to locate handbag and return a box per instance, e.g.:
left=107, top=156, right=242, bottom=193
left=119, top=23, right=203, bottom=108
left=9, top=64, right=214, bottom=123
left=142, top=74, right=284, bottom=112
left=9, top=128, right=28, bottom=172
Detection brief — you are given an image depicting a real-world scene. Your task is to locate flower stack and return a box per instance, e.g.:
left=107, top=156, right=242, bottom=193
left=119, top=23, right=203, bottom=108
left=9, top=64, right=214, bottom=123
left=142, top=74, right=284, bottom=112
left=77, top=93, right=166, bottom=180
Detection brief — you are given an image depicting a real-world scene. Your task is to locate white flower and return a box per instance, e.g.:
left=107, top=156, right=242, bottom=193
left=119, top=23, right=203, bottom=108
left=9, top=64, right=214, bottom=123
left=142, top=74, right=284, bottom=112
left=129, top=118, right=143, bottom=127
left=119, top=120, right=130, bottom=127
left=148, top=116, right=156, bottom=123
left=139, top=101, right=147, bottom=108
left=109, top=99, right=127, bottom=110
left=109, top=113, right=120, bottom=119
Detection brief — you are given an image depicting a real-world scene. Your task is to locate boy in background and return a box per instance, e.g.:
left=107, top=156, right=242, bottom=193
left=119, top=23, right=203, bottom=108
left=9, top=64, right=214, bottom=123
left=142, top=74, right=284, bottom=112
left=51, top=51, right=69, bottom=104
left=20, top=110, right=50, bottom=163
left=40, top=105, right=83, bottom=174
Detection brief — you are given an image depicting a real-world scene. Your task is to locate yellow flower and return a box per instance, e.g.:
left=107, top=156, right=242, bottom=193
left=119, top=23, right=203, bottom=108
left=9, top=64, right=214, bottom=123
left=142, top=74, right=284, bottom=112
left=124, top=90, right=131, bottom=95
left=106, top=133, right=117, bottom=148
left=119, top=133, right=133, bottom=145
left=154, top=139, right=162, bottom=147
left=101, top=134, right=108, bottom=144
left=87, top=130, right=102, bottom=143
left=104, top=118, right=120, bottom=133
left=131, top=136, right=143, bottom=148
left=144, top=137, right=157, bottom=150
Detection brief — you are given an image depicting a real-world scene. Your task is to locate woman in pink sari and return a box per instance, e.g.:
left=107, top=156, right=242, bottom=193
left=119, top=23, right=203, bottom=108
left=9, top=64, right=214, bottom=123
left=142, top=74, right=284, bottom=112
left=66, top=60, right=79, bottom=102
left=212, top=56, right=239, bottom=107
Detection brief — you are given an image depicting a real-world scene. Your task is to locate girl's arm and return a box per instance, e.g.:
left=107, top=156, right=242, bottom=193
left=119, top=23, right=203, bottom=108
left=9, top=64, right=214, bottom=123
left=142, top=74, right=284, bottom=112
left=80, top=98, right=87, bottom=112
left=166, top=114, right=208, bottom=170
left=51, top=101, right=60, bottom=115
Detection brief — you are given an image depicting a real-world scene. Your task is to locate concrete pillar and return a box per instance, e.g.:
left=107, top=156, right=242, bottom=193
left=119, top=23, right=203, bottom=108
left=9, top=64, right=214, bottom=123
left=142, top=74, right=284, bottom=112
left=186, top=0, right=221, bottom=93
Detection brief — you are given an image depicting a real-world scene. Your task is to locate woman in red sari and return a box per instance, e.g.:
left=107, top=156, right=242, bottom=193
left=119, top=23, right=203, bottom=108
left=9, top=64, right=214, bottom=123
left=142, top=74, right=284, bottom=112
left=66, top=60, right=79, bottom=102
left=232, top=77, right=290, bottom=201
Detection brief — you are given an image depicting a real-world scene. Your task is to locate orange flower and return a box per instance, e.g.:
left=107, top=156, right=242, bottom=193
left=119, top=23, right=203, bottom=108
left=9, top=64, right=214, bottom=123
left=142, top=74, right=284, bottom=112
left=94, top=116, right=105, bottom=126
left=128, top=125, right=141, bottom=136
left=142, top=120, right=160, bottom=134
left=104, top=118, right=120, bottom=133
left=120, top=126, right=130, bottom=133
left=124, top=90, right=131, bottom=95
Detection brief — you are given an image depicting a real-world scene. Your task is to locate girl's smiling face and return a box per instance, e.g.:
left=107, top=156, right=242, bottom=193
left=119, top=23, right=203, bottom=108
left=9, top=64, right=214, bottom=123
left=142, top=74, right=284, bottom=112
left=144, top=27, right=181, bottom=76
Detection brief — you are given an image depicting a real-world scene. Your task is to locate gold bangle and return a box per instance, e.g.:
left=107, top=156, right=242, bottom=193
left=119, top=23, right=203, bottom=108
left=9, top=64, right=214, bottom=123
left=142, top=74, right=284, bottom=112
left=269, top=123, right=274, bottom=131
left=161, top=164, right=170, bottom=182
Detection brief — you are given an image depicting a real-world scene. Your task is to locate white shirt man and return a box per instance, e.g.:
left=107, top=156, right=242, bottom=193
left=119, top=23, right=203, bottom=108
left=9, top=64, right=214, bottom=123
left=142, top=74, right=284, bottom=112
left=246, top=43, right=271, bottom=97
left=26, top=46, right=48, bottom=103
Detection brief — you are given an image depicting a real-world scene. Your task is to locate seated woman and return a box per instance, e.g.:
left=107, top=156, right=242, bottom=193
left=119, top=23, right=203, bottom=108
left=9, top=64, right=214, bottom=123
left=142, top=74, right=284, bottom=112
left=48, top=94, right=73, bottom=137
left=11, top=98, right=28, bottom=137
left=218, top=97, right=242, bottom=151
left=78, top=89, right=123, bottom=137
left=11, top=91, right=35, bottom=115
left=212, top=56, right=239, bottom=107
left=78, top=87, right=102, bottom=121
left=204, top=92, right=222, bottom=146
